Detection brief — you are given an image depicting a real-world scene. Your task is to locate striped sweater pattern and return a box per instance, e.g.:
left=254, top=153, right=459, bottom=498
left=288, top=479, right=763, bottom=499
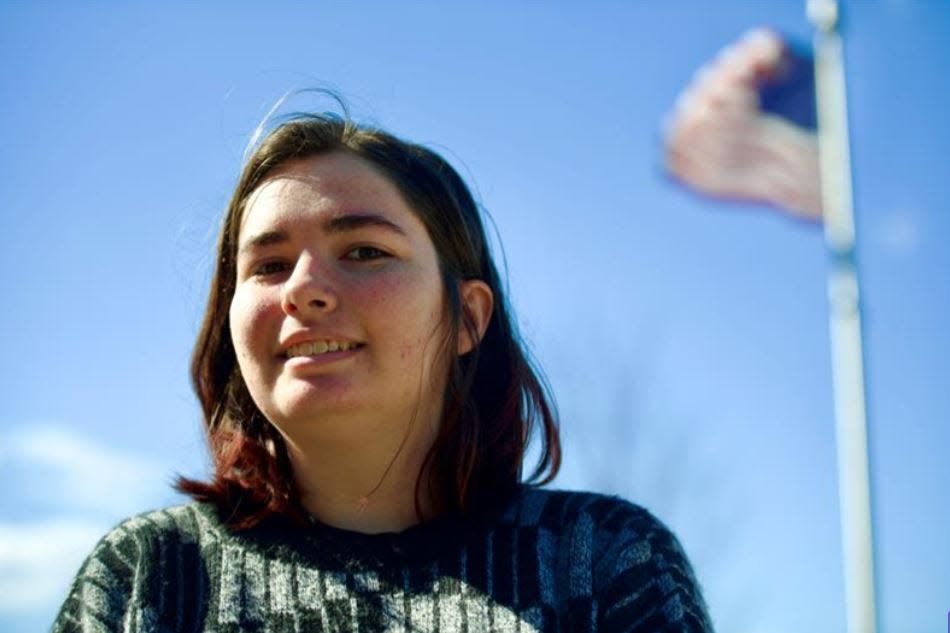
left=52, top=488, right=713, bottom=632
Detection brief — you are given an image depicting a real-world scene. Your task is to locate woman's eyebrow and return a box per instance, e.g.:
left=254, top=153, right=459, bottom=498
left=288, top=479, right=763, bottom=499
left=239, top=212, right=408, bottom=256
left=239, top=229, right=288, bottom=256
left=322, top=212, right=407, bottom=237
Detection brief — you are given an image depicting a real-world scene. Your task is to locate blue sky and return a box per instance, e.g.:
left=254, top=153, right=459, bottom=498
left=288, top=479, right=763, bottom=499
left=1, top=2, right=947, bottom=632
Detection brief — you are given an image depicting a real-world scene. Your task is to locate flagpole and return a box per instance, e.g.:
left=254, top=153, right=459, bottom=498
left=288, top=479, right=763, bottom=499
left=806, top=2, right=878, bottom=632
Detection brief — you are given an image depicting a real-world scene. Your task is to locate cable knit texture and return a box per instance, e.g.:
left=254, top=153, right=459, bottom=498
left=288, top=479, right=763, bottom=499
left=52, top=488, right=714, bottom=632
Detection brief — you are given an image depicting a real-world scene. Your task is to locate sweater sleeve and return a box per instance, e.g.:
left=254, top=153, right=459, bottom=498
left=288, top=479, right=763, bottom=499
left=50, top=516, right=166, bottom=633
left=595, top=503, right=714, bottom=633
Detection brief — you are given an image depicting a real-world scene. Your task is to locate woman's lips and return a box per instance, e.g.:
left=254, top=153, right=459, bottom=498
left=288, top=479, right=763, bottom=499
left=281, top=344, right=364, bottom=370
left=284, top=340, right=364, bottom=358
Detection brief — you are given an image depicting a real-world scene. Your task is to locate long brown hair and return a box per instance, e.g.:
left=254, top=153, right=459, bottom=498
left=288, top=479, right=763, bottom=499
left=178, top=112, right=560, bottom=528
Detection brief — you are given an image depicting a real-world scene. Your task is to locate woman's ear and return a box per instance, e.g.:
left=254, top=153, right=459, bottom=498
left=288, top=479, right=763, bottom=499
left=457, top=280, right=494, bottom=355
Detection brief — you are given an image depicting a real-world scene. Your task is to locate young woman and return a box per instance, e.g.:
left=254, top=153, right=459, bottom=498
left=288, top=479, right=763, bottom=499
left=52, top=114, right=714, bottom=632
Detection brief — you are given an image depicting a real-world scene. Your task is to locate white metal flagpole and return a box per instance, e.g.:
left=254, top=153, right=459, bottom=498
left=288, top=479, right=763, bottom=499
left=806, top=1, right=878, bottom=632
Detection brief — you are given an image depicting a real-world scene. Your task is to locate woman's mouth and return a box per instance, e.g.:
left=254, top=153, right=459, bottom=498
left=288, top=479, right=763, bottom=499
left=284, top=340, right=365, bottom=358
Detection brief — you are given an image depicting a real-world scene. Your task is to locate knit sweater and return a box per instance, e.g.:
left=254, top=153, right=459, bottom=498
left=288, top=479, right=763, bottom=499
left=52, top=488, right=713, bottom=632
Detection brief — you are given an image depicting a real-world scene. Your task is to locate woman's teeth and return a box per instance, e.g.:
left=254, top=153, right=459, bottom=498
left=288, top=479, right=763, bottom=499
left=286, top=341, right=361, bottom=358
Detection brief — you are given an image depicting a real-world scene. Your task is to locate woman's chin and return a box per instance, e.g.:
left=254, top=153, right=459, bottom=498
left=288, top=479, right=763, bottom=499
left=272, top=375, right=359, bottom=411
left=274, top=396, right=359, bottom=423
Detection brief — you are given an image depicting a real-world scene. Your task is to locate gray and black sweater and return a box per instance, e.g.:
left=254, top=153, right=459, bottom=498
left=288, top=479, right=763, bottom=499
left=52, top=488, right=714, bottom=632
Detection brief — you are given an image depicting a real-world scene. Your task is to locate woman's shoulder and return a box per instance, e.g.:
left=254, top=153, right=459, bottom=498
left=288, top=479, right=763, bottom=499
left=61, top=502, right=222, bottom=586
left=500, top=487, right=688, bottom=577
left=94, top=502, right=222, bottom=551
left=505, top=486, right=673, bottom=538
left=503, top=487, right=714, bottom=631
left=52, top=503, right=222, bottom=633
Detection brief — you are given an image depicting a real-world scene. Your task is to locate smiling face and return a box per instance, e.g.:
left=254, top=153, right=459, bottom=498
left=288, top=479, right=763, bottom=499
left=229, top=151, right=452, bottom=445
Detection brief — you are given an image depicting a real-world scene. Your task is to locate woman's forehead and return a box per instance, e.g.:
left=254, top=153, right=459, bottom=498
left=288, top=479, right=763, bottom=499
left=239, top=152, right=421, bottom=237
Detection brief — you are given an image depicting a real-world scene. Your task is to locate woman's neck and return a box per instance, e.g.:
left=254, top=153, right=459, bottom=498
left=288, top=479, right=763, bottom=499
left=282, top=411, right=439, bottom=534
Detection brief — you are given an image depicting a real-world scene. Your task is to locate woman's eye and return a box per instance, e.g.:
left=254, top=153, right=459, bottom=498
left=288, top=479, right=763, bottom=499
left=251, top=260, right=290, bottom=277
left=343, top=246, right=391, bottom=262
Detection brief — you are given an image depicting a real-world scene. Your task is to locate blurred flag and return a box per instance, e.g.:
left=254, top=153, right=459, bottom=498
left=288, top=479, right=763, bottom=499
left=759, top=41, right=817, bottom=131
left=663, top=29, right=822, bottom=221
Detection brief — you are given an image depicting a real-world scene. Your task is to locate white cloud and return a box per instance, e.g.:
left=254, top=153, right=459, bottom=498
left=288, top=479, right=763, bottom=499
left=0, top=425, right=178, bottom=618
left=0, top=518, right=107, bottom=613
left=2, top=425, right=172, bottom=516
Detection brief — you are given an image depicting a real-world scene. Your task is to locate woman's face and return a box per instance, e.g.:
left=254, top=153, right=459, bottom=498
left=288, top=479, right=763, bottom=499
left=229, top=151, right=451, bottom=444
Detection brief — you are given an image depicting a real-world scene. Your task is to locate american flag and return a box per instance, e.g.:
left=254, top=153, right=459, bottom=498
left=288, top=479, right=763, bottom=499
left=663, top=28, right=822, bottom=221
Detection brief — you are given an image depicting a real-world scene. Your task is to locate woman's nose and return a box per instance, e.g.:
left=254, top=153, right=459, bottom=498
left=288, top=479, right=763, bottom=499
left=280, top=255, right=339, bottom=316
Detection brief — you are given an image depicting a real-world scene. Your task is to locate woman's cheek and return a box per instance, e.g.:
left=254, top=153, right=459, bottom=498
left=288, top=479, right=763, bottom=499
left=229, top=288, right=274, bottom=356
left=368, top=273, right=447, bottom=367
